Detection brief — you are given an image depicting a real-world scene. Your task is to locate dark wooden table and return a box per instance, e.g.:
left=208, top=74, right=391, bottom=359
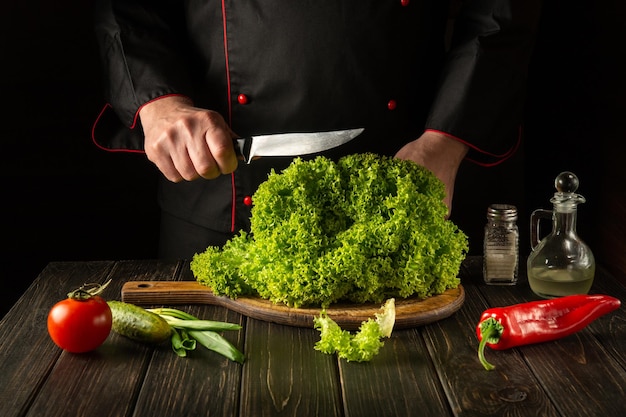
left=1, top=256, right=625, bottom=417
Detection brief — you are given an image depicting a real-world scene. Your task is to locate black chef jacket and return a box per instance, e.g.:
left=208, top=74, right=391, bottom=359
left=92, top=0, right=541, bottom=237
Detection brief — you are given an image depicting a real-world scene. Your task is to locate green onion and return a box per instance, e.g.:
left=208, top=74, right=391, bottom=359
left=158, top=315, right=242, bottom=331
left=170, top=328, right=196, bottom=357
left=148, top=307, right=245, bottom=363
left=188, top=330, right=245, bottom=364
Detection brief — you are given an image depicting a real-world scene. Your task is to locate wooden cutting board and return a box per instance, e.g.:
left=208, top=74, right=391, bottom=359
left=121, top=281, right=465, bottom=330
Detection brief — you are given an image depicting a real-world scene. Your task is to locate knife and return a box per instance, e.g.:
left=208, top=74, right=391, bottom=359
left=235, top=128, right=364, bottom=163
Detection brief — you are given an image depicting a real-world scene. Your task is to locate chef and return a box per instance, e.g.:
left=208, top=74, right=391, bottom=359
left=92, top=0, right=541, bottom=259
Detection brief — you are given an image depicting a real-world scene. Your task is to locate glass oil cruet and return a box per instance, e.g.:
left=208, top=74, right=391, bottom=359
left=527, top=171, right=595, bottom=298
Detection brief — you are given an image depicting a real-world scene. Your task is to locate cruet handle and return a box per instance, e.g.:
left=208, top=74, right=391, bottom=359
left=530, top=209, right=553, bottom=250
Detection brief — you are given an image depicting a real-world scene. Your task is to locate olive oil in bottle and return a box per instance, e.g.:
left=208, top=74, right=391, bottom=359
left=527, top=172, right=595, bottom=298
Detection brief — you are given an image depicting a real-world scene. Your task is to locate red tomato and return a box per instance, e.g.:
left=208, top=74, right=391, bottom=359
left=47, top=295, right=112, bottom=353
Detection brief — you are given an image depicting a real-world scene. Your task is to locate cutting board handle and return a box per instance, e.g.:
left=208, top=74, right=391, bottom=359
left=122, top=281, right=224, bottom=305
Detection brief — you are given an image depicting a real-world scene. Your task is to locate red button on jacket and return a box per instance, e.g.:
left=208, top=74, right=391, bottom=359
left=237, top=94, right=249, bottom=105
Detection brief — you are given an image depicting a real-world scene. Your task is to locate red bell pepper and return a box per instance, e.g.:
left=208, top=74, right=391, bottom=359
left=476, top=294, right=621, bottom=370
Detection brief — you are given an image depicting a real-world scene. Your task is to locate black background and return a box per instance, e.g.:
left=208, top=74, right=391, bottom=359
left=2, top=1, right=624, bottom=318
left=1, top=2, right=160, bottom=317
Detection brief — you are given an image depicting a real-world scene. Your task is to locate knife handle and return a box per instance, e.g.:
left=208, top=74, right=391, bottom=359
left=234, top=138, right=251, bottom=163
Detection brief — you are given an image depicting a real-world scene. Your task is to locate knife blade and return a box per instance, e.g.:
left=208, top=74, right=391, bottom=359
left=235, top=128, right=364, bottom=163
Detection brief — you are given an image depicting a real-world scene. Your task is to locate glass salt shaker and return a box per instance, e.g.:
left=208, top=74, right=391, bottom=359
left=527, top=171, right=595, bottom=298
left=483, top=204, right=519, bottom=285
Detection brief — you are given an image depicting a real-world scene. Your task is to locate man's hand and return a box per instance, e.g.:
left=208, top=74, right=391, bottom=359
left=395, top=131, right=468, bottom=216
left=139, top=96, right=239, bottom=182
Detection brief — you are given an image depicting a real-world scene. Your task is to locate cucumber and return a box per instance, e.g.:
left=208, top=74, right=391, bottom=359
left=108, top=300, right=172, bottom=344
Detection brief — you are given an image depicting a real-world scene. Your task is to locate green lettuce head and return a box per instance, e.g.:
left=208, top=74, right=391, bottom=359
left=191, top=153, right=468, bottom=308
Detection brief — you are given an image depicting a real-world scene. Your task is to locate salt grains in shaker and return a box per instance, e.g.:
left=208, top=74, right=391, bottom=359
left=483, top=204, right=519, bottom=285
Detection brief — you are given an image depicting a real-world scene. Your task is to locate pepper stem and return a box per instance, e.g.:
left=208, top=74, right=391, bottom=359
left=477, top=317, right=504, bottom=371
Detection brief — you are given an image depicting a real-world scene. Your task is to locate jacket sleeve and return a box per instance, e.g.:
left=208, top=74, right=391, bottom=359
left=425, top=0, right=542, bottom=166
left=94, top=0, right=193, bottom=128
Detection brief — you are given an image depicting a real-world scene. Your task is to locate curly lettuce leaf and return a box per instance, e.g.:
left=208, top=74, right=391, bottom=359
left=314, top=299, right=395, bottom=362
left=191, top=153, right=468, bottom=308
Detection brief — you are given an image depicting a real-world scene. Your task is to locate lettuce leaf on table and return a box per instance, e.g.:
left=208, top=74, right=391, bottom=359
left=314, top=298, right=396, bottom=362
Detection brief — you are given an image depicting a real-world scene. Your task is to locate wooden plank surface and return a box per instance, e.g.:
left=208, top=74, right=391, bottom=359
left=338, top=328, right=452, bottom=417
left=1, top=257, right=625, bottom=417
left=114, top=261, right=246, bottom=417
left=586, top=266, right=626, bottom=370
left=477, top=270, right=626, bottom=417
left=422, top=282, right=560, bottom=417
left=0, top=261, right=115, bottom=417
left=241, top=319, right=343, bottom=417
left=132, top=305, right=245, bottom=417
left=21, top=260, right=182, bottom=417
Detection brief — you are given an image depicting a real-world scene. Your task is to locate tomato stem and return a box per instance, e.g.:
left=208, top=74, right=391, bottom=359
left=67, top=279, right=112, bottom=300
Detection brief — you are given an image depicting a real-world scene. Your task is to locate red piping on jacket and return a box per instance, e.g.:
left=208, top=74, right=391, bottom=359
left=425, top=126, right=522, bottom=167
left=91, top=94, right=191, bottom=154
left=91, top=103, right=145, bottom=154
left=221, top=0, right=237, bottom=232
